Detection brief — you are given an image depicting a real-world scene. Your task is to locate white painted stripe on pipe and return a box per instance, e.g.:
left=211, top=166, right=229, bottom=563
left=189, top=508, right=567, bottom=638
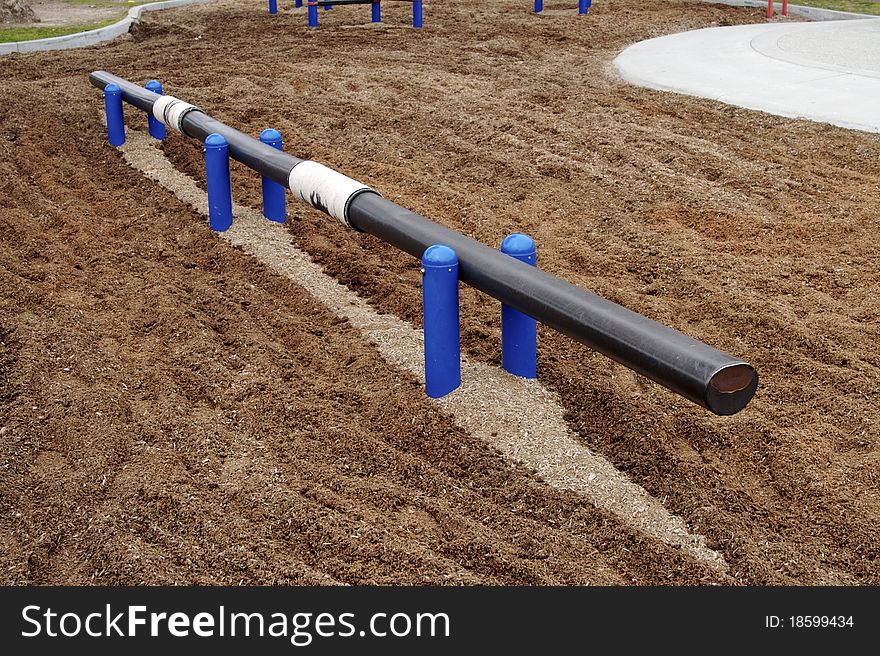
left=288, top=161, right=377, bottom=228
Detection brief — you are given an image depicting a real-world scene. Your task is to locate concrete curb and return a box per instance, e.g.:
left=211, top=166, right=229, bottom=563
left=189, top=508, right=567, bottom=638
left=704, top=0, right=875, bottom=21
left=0, top=0, right=215, bottom=55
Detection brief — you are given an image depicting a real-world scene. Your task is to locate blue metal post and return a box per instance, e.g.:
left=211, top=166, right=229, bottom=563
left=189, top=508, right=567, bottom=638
left=422, top=245, right=460, bottom=398
left=308, top=1, right=318, bottom=26
left=204, top=133, right=233, bottom=232
left=259, top=128, right=287, bottom=223
left=534, top=0, right=543, bottom=13
left=413, top=0, right=422, bottom=28
left=501, top=234, right=537, bottom=379
left=269, top=0, right=277, bottom=13
left=144, top=80, right=166, bottom=141
left=371, top=0, right=380, bottom=22
left=325, top=1, right=331, bottom=9
left=103, top=83, right=125, bottom=147
left=579, top=0, right=590, bottom=15
left=295, top=0, right=302, bottom=6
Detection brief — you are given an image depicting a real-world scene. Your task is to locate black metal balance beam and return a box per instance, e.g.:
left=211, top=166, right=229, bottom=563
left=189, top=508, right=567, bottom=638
left=89, top=70, right=758, bottom=415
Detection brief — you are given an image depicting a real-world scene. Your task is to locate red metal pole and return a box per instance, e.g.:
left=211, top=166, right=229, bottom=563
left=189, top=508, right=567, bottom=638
left=782, top=0, right=788, bottom=16
left=767, top=0, right=773, bottom=19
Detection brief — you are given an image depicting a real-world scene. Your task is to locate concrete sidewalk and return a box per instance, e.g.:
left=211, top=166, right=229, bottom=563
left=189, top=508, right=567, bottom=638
left=0, top=0, right=214, bottom=55
left=614, top=16, right=880, bottom=133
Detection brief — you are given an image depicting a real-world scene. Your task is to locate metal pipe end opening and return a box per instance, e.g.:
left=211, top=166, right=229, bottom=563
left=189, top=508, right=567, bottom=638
left=706, top=363, right=758, bottom=416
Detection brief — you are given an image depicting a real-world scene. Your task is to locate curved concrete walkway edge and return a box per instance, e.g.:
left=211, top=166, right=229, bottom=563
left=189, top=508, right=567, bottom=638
left=0, top=0, right=215, bottom=55
left=615, top=13, right=880, bottom=133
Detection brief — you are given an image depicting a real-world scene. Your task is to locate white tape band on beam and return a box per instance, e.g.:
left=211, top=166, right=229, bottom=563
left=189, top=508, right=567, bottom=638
left=288, top=161, right=379, bottom=229
left=165, top=100, right=199, bottom=133
left=151, top=95, right=176, bottom=125
left=151, top=96, right=199, bottom=133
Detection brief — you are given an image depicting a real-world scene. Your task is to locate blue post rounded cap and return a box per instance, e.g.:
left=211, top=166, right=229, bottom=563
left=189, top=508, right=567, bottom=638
left=422, top=244, right=458, bottom=268
left=501, top=233, right=536, bottom=258
left=260, top=128, right=282, bottom=144
left=204, top=133, right=228, bottom=148
left=145, top=80, right=162, bottom=92
left=104, top=83, right=121, bottom=94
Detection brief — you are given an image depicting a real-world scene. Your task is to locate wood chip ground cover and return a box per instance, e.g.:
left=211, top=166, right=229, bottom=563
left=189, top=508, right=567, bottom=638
left=0, top=0, right=878, bottom=584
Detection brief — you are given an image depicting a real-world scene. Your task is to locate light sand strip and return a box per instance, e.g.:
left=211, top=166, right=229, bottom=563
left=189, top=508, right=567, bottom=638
left=121, top=131, right=728, bottom=570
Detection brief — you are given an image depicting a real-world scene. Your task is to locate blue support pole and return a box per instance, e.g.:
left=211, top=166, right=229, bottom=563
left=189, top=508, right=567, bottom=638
left=422, top=245, right=461, bottom=398
left=259, top=128, right=287, bottom=224
left=500, top=234, right=537, bottom=379
left=371, top=0, right=380, bottom=23
left=269, top=0, right=277, bottom=13
left=308, top=1, right=318, bottom=26
left=144, top=80, right=166, bottom=141
left=103, top=83, right=125, bottom=147
left=579, top=0, right=590, bottom=15
left=325, top=2, right=332, bottom=9
left=204, top=133, right=233, bottom=232
left=295, top=0, right=302, bottom=6
left=534, top=0, right=543, bottom=13
left=413, top=0, right=422, bottom=28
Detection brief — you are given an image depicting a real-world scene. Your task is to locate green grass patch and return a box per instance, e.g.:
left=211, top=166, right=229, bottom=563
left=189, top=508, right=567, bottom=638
left=785, top=0, right=880, bottom=15
left=0, top=0, right=156, bottom=44
left=0, top=17, right=120, bottom=43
